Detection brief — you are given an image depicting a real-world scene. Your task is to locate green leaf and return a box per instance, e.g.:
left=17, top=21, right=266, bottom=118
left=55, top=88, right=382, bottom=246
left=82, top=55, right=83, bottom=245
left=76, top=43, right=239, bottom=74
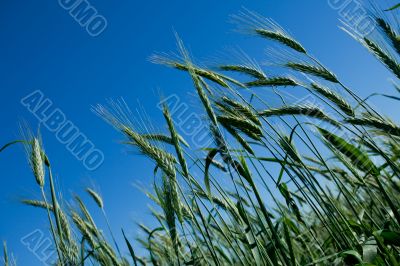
left=224, top=125, right=255, bottom=155
left=122, top=229, right=138, bottom=266
left=204, top=148, right=219, bottom=196
left=0, top=140, right=26, bottom=153
left=282, top=217, right=296, bottom=266
left=341, top=250, right=363, bottom=264
left=277, top=132, right=300, bottom=185
left=148, top=227, right=164, bottom=266
left=3, top=241, right=8, bottom=266
left=385, top=3, right=400, bottom=11
left=279, top=183, right=304, bottom=223
left=236, top=201, right=249, bottom=225
left=233, top=156, right=253, bottom=185
left=379, top=230, right=400, bottom=246
left=318, top=127, right=379, bottom=175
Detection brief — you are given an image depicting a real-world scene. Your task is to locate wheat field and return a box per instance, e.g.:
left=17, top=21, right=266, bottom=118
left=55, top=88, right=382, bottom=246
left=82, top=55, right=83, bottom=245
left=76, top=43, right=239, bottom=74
left=2, top=3, right=400, bottom=266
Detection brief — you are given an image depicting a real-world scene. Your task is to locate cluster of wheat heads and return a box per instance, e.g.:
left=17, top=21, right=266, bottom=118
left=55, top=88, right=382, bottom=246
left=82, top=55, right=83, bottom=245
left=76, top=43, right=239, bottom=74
left=2, top=4, right=400, bottom=266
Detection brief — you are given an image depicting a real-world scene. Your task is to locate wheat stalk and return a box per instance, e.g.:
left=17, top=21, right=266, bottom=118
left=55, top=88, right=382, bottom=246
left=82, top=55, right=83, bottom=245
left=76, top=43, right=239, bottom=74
left=376, top=18, right=400, bottom=55
left=31, top=138, right=45, bottom=187
left=363, top=38, right=400, bottom=79
left=286, top=63, right=338, bottom=83
left=219, top=64, right=266, bottom=80
left=219, top=96, right=261, bottom=126
left=346, top=113, right=400, bottom=136
left=245, top=77, right=298, bottom=87
left=310, top=83, right=354, bottom=116
left=231, top=9, right=306, bottom=54
left=259, top=104, right=340, bottom=126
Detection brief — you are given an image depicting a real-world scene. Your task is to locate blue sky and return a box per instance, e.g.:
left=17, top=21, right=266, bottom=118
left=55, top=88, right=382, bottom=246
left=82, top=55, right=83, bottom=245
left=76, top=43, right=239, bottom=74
left=0, top=0, right=398, bottom=264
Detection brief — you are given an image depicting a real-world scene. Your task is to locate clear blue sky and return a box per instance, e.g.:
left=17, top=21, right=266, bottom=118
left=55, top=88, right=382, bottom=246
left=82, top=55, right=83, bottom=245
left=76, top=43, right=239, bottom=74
left=0, top=0, right=398, bottom=264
